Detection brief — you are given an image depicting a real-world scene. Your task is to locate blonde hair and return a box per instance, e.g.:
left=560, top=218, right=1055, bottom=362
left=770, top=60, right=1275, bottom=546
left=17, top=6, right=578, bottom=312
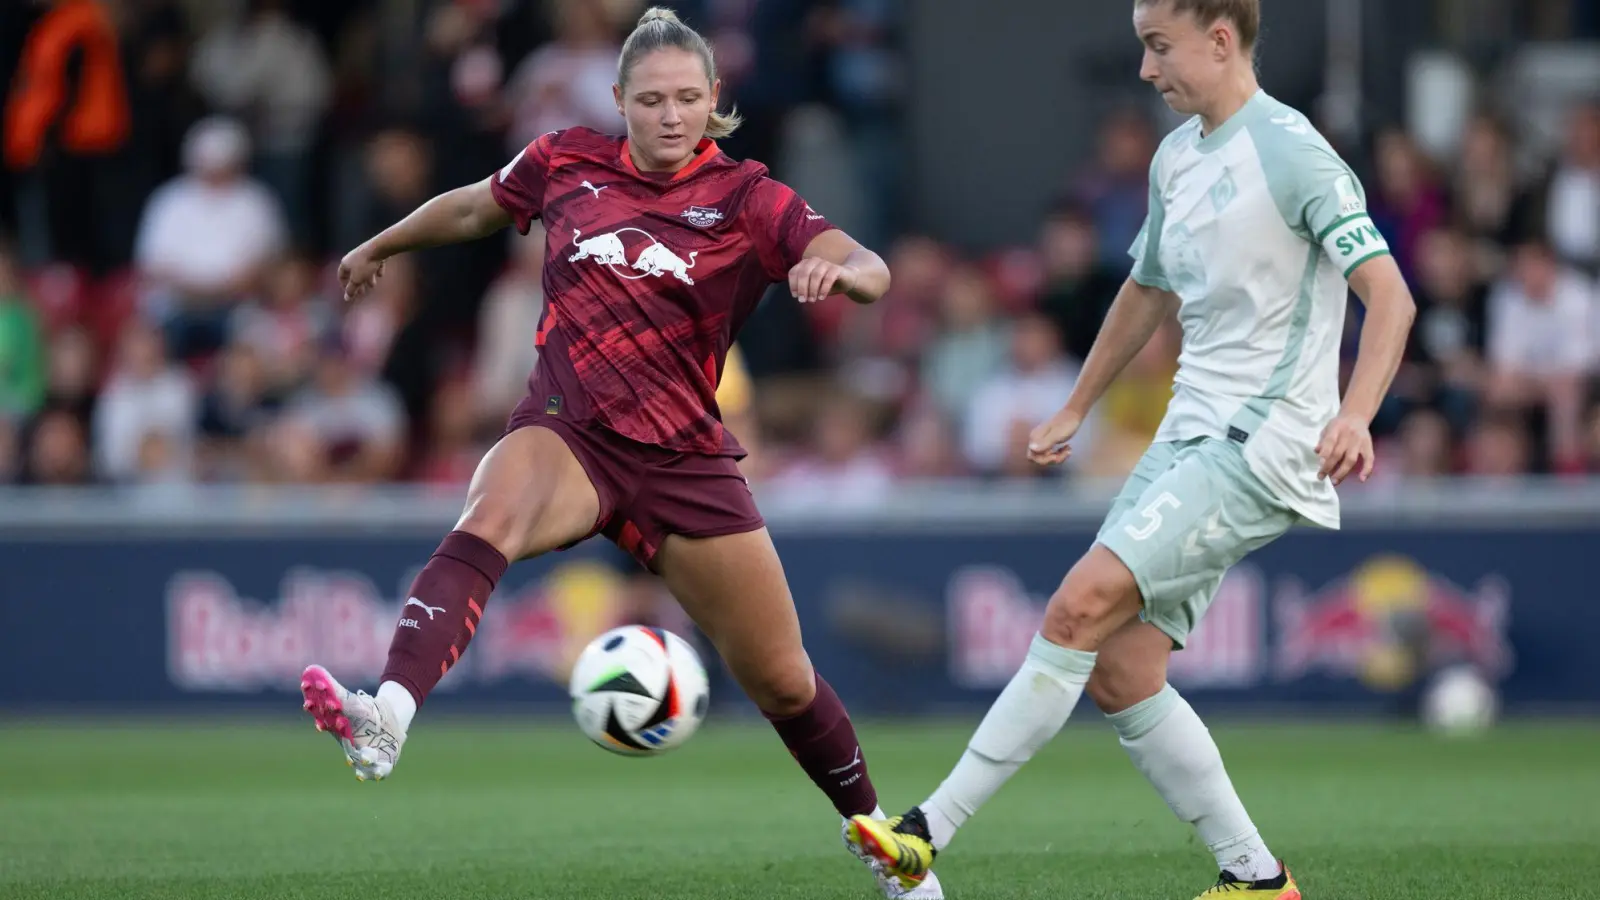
left=618, top=7, right=742, bottom=139
left=1137, top=0, right=1260, bottom=50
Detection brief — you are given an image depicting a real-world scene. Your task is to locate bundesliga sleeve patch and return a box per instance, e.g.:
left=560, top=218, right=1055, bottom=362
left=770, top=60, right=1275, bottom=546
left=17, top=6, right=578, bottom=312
left=1319, top=214, right=1390, bottom=278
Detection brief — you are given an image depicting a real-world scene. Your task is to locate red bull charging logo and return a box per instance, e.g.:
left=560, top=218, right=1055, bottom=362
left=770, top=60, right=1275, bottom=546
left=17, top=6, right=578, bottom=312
left=947, top=555, right=1514, bottom=696
left=568, top=227, right=699, bottom=285
left=165, top=561, right=674, bottom=692
left=1274, top=555, right=1512, bottom=691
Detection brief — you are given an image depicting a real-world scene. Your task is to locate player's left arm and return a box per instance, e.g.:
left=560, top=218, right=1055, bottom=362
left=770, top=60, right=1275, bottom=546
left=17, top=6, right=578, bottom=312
left=750, top=177, right=889, bottom=305
left=1320, top=251, right=1417, bottom=486
left=791, top=229, right=891, bottom=306
left=1284, top=142, right=1417, bottom=486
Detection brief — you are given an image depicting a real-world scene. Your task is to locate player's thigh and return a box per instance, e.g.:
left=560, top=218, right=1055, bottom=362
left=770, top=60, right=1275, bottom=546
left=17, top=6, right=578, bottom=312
left=1043, top=544, right=1145, bottom=650
left=1085, top=619, right=1173, bottom=714
left=1098, top=439, right=1295, bottom=637
left=1036, top=441, right=1190, bottom=649
left=652, top=527, right=814, bottom=716
left=1096, top=440, right=1187, bottom=545
left=455, top=424, right=605, bottom=562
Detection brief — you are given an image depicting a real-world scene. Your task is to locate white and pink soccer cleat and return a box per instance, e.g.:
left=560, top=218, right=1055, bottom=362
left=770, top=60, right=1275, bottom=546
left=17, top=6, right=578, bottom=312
left=300, top=665, right=407, bottom=781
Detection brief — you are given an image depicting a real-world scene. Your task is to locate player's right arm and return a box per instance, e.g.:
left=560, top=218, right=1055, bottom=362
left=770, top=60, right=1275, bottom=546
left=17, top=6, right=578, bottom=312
left=340, top=133, right=556, bottom=302
left=1027, top=278, right=1177, bottom=466
left=1029, top=149, right=1177, bottom=467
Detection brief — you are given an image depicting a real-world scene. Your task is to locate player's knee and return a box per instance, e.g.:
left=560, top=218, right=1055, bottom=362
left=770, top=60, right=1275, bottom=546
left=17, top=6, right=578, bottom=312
left=739, top=654, right=816, bottom=717
left=456, top=496, right=534, bottom=561
left=1041, top=560, right=1137, bottom=651
left=1086, top=657, right=1164, bottom=714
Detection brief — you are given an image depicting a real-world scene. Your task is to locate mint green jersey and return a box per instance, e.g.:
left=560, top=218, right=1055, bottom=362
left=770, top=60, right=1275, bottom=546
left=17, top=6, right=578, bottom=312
left=1129, top=90, right=1390, bottom=529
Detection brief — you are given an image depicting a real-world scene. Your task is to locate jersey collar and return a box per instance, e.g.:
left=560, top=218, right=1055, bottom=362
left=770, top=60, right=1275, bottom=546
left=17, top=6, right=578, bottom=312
left=1195, top=89, right=1267, bottom=154
left=620, top=137, right=721, bottom=182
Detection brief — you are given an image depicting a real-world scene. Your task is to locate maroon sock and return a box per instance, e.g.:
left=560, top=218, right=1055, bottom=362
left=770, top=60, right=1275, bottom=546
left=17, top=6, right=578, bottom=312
left=765, top=674, right=878, bottom=817
left=380, top=531, right=508, bottom=706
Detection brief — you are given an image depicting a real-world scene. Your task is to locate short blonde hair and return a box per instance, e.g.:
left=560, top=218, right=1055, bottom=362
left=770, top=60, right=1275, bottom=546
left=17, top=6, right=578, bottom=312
left=1137, top=0, right=1260, bottom=49
left=618, top=7, right=743, bottom=139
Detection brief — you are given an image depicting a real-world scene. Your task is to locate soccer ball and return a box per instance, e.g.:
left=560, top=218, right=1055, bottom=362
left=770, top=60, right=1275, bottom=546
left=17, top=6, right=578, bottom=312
left=1420, top=665, right=1498, bottom=736
left=569, top=625, right=710, bottom=756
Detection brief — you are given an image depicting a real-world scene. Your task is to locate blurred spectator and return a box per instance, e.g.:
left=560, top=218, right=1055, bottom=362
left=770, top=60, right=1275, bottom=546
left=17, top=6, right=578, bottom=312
left=505, top=0, right=623, bottom=151
left=191, top=0, right=332, bottom=237
left=1035, top=202, right=1124, bottom=364
left=1396, top=408, right=1456, bottom=480
left=0, top=415, right=17, bottom=483
left=1543, top=101, right=1600, bottom=275
left=419, top=0, right=512, bottom=199
left=343, top=252, right=415, bottom=377
left=1484, top=238, right=1592, bottom=471
left=229, top=251, right=334, bottom=392
left=474, top=225, right=546, bottom=429
left=1399, top=226, right=1490, bottom=433
left=134, top=117, right=288, bottom=361
left=893, top=402, right=966, bottom=479
left=1084, top=317, right=1179, bottom=478
left=123, top=0, right=206, bottom=198
left=1368, top=128, right=1447, bottom=280
left=20, top=408, right=92, bottom=485
left=1071, top=109, right=1155, bottom=274
left=1450, top=114, right=1538, bottom=279
left=133, top=428, right=190, bottom=486
left=813, top=0, right=907, bottom=248
left=343, top=127, right=432, bottom=255
left=716, top=344, right=764, bottom=479
left=92, top=320, right=196, bottom=482
left=962, top=313, right=1089, bottom=478
left=39, top=326, right=98, bottom=427
left=415, top=374, right=485, bottom=487
left=1586, top=401, right=1600, bottom=473
left=1465, top=409, right=1532, bottom=478
left=279, top=339, right=407, bottom=484
left=0, top=247, right=45, bottom=419
left=919, top=266, right=1009, bottom=425
left=4, top=0, right=132, bottom=271
left=196, top=340, right=278, bottom=482
left=767, top=392, right=893, bottom=507
left=810, top=233, right=945, bottom=368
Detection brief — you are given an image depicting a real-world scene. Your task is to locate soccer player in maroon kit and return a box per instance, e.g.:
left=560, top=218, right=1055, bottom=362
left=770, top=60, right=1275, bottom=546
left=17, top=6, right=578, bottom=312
left=298, top=8, right=941, bottom=898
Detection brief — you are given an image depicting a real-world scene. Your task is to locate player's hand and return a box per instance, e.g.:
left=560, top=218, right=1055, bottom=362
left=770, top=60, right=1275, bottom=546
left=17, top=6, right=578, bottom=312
left=338, top=245, right=386, bottom=303
left=788, top=257, right=858, bottom=304
left=1316, top=412, right=1374, bottom=485
left=1026, top=407, right=1085, bottom=467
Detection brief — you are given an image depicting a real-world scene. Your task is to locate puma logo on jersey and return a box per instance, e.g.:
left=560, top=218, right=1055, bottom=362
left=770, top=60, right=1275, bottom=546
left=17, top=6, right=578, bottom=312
left=498, top=147, right=527, bottom=182
left=580, top=180, right=607, bottom=199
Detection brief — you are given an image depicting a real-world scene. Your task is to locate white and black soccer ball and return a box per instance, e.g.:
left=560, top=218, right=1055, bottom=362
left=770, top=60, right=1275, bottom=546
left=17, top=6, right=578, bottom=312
left=1421, top=665, right=1499, bottom=736
left=569, top=625, right=710, bottom=756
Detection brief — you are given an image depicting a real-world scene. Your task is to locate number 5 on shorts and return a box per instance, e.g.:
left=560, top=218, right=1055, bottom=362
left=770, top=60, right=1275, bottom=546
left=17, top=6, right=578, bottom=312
left=1125, top=492, right=1182, bottom=542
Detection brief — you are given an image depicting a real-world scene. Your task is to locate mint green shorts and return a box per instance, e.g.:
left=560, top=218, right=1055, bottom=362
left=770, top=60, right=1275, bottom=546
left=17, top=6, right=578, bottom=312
left=1096, top=437, right=1299, bottom=648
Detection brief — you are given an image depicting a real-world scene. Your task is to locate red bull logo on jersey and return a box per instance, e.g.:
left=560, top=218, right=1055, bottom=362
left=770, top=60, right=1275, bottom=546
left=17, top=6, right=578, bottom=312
left=568, top=227, right=699, bottom=285
left=1273, top=555, right=1513, bottom=691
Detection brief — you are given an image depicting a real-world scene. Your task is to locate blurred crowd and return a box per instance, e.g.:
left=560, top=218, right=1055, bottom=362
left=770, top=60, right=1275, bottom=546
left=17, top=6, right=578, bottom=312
left=1, top=0, right=1599, bottom=495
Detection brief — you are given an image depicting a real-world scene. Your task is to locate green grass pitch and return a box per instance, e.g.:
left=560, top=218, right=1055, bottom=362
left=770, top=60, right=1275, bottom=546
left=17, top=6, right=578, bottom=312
left=2, top=716, right=1598, bottom=899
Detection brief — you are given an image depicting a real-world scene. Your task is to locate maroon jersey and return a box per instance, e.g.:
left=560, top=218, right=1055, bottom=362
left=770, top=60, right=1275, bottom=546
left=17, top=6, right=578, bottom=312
left=489, top=127, right=837, bottom=456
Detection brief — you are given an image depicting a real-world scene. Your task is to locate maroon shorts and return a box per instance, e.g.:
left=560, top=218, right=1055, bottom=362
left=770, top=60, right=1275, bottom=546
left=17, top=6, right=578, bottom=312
left=505, top=396, right=763, bottom=569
